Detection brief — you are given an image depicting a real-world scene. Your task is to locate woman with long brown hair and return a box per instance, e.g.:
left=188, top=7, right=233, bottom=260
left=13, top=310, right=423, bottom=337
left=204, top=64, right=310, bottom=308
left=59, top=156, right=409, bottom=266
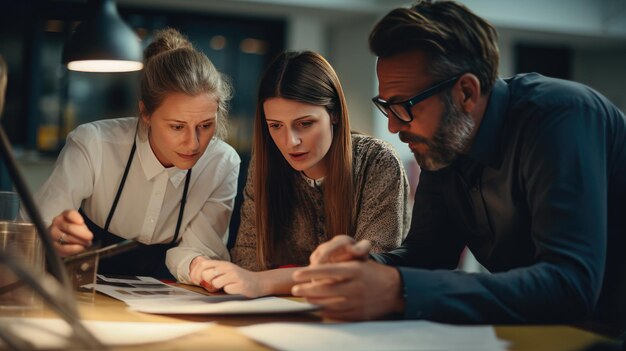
left=190, top=51, right=410, bottom=296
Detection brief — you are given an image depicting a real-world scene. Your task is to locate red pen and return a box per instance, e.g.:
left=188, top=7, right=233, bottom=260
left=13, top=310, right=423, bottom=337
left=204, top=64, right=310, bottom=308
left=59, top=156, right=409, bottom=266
left=277, top=264, right=299, bottom=268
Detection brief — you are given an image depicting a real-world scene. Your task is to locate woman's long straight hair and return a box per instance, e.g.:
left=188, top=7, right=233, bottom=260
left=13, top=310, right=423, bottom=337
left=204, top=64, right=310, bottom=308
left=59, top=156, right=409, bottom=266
left=254, top=51, right=354, bottom=269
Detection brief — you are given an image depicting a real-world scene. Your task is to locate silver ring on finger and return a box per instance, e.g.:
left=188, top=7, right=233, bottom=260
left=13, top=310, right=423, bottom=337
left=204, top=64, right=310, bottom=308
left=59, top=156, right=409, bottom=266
left=212, top=267, right=219, bottom=277
left=58, top=233, right=67, bottom=245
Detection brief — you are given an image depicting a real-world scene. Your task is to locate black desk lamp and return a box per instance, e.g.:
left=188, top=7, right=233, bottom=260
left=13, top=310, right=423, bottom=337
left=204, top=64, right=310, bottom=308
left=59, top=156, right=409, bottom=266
left=1, top=0, right=142, bottom=294
left=62, top=0, right=143, bottom=72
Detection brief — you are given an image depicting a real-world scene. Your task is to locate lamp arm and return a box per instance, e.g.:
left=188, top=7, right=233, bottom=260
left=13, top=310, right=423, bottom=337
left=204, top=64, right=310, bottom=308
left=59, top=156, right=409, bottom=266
left=0, top=251, right=105, bottom=350
left=0, top=326, right=35, bottom=350
left=0, top=126, right=71, bottom=291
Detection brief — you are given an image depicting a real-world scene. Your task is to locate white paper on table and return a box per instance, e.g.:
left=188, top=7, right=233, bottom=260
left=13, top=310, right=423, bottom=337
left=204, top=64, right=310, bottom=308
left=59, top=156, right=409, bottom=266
left=0, top=317, right=213, bottom=349
left=128, top=296, right=319, bottom=315
left=237, top=320, right=509, bottom=351
left=85, top=274, right=203, bottom=303
left=88, top=274, right=253, bottom=307
left=88, top=274, right=317, bottom=315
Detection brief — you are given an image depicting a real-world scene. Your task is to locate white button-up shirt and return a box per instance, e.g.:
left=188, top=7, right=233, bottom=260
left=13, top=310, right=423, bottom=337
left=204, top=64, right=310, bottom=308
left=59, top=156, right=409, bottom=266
left=35, top=117, right=240, bottom=283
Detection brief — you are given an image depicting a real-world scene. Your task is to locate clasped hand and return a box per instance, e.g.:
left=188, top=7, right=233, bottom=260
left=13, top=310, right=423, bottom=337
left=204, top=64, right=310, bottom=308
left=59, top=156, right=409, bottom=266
left=291, top=235, right=405, bottom=321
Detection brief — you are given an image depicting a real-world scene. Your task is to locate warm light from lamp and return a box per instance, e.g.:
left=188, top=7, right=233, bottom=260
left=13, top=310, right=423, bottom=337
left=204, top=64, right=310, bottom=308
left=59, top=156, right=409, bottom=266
left=67, top=60, right=143, bottom=72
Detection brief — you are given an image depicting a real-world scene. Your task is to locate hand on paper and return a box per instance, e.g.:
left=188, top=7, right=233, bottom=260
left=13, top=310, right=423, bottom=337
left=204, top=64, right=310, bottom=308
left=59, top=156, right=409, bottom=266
left=189, top=257, right=267, bottom=297
left=291, top=259, right=405, bottom=321
left=309, top=234, right=372, bottom=265
left=50, top=209, right=93, bottom=257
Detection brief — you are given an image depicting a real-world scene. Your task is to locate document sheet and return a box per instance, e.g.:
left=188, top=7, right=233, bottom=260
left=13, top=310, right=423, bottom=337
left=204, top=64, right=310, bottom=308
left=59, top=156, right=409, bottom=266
left=89, top=274, right=318, bottom=315
left=86, top=274, right=202, bottom=302
left=238, top=320, right=509, bottom=351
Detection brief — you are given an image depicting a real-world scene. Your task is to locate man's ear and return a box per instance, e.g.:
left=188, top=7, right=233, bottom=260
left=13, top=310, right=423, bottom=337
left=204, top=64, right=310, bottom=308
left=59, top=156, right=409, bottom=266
left=457, top=73, right=481, bottom=113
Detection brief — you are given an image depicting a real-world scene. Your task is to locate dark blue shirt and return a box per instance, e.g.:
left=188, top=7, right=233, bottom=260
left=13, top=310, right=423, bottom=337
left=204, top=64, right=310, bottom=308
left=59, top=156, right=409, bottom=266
left=373, top=73, right=626, bottom=327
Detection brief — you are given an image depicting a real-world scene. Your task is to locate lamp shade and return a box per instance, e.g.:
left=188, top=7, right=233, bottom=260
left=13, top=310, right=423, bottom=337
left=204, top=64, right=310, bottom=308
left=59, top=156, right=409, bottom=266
left=62, top=0, right=143, bottom=72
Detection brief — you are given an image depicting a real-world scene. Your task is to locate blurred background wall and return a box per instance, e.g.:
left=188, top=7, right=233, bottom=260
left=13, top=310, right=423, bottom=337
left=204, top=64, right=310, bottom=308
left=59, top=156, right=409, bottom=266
left=1, top=0, right=625, bottom=258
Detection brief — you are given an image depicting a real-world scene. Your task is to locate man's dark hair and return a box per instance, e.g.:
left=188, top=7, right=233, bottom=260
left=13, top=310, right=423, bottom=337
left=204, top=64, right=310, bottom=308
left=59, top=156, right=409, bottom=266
left=369, top=0, right=499, bottom=94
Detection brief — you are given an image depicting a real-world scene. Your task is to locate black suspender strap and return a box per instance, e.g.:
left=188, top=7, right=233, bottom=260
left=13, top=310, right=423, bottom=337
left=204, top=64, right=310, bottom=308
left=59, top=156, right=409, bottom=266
left=171, top=168, right=192, bottom=245
left=104, top=140, right=137, bottom=233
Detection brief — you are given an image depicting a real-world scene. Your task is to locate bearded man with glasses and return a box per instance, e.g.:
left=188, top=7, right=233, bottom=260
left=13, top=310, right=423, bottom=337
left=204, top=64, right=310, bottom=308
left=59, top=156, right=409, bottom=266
left=291, top=0, right=626, bottom=337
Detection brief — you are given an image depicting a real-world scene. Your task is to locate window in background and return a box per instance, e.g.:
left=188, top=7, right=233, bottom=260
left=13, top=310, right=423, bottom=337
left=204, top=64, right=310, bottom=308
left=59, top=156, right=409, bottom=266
left=515, top=43, right=573, bottom=80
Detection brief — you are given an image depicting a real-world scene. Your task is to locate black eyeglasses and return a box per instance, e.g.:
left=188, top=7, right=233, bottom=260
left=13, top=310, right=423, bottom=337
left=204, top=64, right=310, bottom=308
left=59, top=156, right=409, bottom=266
left=372, top=74, right=462, bottom=123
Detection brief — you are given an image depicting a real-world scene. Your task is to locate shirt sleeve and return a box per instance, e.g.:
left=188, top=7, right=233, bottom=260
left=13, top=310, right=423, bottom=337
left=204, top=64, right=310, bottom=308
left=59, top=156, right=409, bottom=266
left=167, top=155, right=240, bottom=283
left=353, top=143, right=410, bottom=253
left=34, top=125, right=99, bottom=225
left=229, top=159, right=263, bottom=271
left=381, top=103, right=608, bottom=323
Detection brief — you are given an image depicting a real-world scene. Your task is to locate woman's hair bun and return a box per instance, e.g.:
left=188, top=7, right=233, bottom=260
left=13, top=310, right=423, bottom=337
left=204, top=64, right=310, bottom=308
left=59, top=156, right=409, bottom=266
left=143, top=28, right=193, bottom=63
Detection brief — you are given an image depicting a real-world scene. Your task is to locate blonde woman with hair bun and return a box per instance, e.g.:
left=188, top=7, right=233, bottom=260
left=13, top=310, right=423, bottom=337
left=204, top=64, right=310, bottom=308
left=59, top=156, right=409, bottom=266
left=36, top=28, right=240, bottom=283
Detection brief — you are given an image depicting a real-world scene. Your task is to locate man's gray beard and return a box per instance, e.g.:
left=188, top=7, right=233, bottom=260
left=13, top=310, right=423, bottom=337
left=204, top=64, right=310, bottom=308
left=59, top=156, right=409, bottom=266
left=412, top=93, right=475, bottom=171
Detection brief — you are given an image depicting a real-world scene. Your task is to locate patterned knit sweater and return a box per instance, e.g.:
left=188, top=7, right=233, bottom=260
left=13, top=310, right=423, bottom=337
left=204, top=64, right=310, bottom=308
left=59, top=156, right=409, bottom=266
left=230, top=134, right=411, bottom=271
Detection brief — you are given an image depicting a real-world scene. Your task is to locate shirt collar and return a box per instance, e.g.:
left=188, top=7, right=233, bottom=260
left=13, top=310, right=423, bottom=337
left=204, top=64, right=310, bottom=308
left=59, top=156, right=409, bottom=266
left=136, top=134, right=189, bottom=188
left=300, top=172, right=324, bottom=188
left=467, top=78, right=510, bottom=169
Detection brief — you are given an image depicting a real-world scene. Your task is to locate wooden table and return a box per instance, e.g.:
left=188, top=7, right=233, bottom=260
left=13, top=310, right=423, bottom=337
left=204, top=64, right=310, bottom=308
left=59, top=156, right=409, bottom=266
left=3, top=286, right=620, bottom=351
